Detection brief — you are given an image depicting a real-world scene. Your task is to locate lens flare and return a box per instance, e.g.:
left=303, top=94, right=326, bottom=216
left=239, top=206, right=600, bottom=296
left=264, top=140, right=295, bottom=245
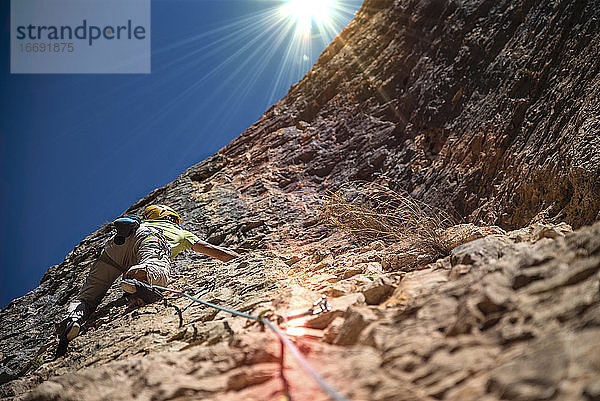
left=286, top=326, right=310, bottom=336
left=280, top=0, right=337, bottom=34
left=142, top=1, right=362, bottom=160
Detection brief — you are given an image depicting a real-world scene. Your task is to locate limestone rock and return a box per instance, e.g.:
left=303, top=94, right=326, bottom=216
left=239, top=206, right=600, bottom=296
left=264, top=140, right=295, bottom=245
left=450, top=236, right=514, bottom=267
left=443, top=224, right=506, bottom=250
left=362, top=277, right=396, bottom=305
left=333, top=307, right=377, bottom=346
left=488, top=335, right=568, bottom=400
left=2, top=0, right=600, bottom=399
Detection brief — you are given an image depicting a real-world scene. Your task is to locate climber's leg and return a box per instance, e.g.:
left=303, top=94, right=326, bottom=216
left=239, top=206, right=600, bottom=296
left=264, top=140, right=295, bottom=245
left=120, top=234, right=170, bottom=304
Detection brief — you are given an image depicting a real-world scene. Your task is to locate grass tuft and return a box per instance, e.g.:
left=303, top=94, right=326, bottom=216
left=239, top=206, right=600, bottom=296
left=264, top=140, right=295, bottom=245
left=320, top=182, right=456, bottom=266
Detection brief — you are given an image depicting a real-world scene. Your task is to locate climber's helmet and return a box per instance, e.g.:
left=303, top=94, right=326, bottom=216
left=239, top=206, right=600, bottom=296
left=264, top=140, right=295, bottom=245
left=142, top=204, right=182, bottom=226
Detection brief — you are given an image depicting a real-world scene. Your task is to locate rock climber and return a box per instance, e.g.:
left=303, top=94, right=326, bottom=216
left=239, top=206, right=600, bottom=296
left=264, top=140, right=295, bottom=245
left=56, top=204, right=239, bottom=348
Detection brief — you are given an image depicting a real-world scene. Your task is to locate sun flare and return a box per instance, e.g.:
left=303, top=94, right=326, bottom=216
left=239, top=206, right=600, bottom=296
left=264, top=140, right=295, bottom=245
left=155, top=0, right=361, bottom=124
left=280, top=0, right=337, bottom=34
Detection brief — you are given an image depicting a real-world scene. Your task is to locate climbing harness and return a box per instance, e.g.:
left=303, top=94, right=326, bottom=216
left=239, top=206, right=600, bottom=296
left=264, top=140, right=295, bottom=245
left=151, top=285, right=351, bottom=401
left=139, top=228, right=171, bottom=257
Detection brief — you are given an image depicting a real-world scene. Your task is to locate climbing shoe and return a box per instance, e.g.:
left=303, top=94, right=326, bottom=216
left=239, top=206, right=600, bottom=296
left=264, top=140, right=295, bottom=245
left=54, top=300, right=92, bottom=359
left=55, top=318, right=81, bottom=341
left=55, top=318, right=81, bottom=358
left=121, top=278, right=164, bottom=304
left=55, top=300, right=90, bottom=339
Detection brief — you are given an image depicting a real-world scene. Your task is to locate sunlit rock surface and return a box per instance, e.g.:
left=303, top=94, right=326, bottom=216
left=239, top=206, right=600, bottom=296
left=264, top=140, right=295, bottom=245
left=2, top=0, right=599, bottom=399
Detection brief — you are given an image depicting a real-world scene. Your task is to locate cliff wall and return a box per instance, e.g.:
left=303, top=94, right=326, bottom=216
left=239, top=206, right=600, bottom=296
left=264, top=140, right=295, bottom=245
left=1, top=0, right=599, bottom=400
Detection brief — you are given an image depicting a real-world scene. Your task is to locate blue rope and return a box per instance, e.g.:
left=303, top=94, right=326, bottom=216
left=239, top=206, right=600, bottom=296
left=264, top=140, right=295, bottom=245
left=262, top=318, right=351, bottom=401
left=152, top=285, right=259, bottom=321
left=151, top=284, right=351, bottom=401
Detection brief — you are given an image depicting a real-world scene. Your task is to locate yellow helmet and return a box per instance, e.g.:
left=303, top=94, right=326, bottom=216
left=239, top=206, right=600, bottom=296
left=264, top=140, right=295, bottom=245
left=142, top=204, right=181, bottom=226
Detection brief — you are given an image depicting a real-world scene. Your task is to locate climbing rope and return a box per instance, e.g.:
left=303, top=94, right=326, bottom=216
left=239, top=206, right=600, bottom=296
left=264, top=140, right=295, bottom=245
left=262, top=318, right=350, bottom=401
left=152, top=285, right=260, bottom=321
left=151, top=285, right=351, bottom=401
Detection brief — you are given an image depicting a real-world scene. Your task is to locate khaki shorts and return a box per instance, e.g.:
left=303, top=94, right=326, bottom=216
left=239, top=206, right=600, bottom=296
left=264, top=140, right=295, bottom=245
left=78, top=226, right=171, bottom=310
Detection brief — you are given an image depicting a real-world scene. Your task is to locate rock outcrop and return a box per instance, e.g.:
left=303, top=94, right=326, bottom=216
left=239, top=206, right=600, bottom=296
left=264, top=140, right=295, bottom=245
left=1, top=0, right=599, bottom=400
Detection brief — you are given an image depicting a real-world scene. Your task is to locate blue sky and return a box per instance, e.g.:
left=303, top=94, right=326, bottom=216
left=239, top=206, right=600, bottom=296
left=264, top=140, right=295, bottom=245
left=0, top=0, right=363, bottom=307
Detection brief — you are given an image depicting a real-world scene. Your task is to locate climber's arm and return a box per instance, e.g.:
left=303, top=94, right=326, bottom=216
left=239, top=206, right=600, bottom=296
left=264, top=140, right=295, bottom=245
left=192, top=240, right=239, bottom=262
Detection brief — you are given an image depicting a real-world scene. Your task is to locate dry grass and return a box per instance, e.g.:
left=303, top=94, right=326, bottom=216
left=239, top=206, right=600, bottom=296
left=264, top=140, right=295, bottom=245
left=320, top=182, right=456, bottom=264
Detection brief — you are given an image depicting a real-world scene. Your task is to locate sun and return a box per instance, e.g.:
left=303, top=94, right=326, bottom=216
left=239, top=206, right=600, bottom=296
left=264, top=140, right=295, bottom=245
left=280, top=0, right=337, bottom=34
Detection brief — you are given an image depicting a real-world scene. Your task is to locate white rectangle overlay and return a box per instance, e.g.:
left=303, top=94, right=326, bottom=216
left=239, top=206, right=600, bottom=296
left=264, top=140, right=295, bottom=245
left=11, top=0, right=150, bottom=74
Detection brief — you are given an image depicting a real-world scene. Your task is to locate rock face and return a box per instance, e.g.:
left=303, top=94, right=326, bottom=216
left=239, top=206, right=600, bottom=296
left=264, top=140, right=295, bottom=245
left=1, top=0, right=600, bottom=400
